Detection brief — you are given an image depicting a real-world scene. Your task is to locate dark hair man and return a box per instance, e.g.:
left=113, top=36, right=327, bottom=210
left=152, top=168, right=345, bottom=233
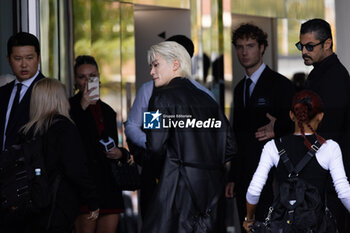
left=297, top=18, right=350, bottom=233
left=226, top=23, right=294, bottom=231
left=0, top=32, right=45, bottom=152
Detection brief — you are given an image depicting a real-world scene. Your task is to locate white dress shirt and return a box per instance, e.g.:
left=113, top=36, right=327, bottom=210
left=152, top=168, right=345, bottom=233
left=2, top=70, right=39, bottom=150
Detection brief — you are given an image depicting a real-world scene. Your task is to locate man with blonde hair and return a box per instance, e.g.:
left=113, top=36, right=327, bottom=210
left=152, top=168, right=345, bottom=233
left=141, top=41, right=235, bottom=232
left=125, top=35, right=216, bottom=220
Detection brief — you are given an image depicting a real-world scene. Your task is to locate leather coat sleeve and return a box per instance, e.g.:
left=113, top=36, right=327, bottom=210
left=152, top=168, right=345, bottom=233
left=145, top=94, right=171, bottom=160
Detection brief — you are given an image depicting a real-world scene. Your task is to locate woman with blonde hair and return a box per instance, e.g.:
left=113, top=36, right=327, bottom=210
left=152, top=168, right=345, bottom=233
left=22, top=78, right=99, bottom=233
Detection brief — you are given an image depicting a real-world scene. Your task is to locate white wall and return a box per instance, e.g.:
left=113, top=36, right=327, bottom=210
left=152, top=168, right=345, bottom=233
left=134, top=7, right=191, bottom=90
left=335, top=0, right=350, bottom=71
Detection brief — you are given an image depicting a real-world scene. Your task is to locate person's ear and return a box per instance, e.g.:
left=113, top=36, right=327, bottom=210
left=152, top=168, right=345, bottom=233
left=324, top=38, right=332, bottom=50
left=289, top=110, right=296, bottom=122
left=317, top=112, right=324, bottom=122
left=173, top=59, right=180, bottom=72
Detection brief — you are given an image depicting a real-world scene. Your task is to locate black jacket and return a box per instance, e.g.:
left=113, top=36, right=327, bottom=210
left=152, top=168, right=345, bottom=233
left=0, top=73, right=44, bottom=150
left=32, top=115, right=99, bottom=232
left=69, top=93, right=125, bottom=211
left=142, top=77, right=235, bottom=233
left=232, top=66, right=294, bottom=187
left=305, top=53, right=350, bottom=174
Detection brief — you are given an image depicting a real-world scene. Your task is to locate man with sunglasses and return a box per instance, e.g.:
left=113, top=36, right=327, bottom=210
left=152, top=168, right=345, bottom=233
left=297, top=18, right=350, bottom=233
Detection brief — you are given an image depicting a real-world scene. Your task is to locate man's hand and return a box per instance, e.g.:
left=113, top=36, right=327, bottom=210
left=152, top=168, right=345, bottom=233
left=225, top=182, right=235, bottom=198
left=255, top=113, right=276, bottom=141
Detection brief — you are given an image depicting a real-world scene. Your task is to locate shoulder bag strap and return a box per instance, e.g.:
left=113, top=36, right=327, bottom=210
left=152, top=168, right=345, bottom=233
left=275, top=138, right=323, bottom=175
left=274, top=138, right=294, bottom=173
left=46, top=174, right=62, bottom=230
left=294, top=140, right=322, bottom=174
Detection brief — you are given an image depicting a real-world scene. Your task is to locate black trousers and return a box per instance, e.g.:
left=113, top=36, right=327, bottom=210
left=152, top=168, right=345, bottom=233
left=327, top=190, right=350, bottom=233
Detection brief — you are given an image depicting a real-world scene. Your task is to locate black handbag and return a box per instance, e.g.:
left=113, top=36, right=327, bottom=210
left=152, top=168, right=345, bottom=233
left=251, top=208, right=338, bottom=233
left=110, top=154, right=141, bottom=191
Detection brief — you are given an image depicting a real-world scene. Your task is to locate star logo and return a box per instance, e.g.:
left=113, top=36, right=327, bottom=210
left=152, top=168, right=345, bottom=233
left=143, top=110, right=162, bottom=129
left=150, top=110, right=162, bottom=123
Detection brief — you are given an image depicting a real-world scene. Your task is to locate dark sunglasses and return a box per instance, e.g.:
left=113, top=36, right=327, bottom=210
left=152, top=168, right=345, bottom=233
left=295, top=39, right=327, bottom=52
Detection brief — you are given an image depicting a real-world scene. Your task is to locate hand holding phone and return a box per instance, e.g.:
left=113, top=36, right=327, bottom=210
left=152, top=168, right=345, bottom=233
left=88, top=76, right=99, bottom=100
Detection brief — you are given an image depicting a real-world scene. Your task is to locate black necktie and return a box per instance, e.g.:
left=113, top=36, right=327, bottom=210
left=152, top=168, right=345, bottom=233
left=245, top=78, right=252, bottom=106
left=9, top=83, right=22, bottom=123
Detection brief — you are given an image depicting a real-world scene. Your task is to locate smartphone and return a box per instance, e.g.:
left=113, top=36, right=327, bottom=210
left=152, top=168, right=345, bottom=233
left=88, top=76, right=99, bottom=100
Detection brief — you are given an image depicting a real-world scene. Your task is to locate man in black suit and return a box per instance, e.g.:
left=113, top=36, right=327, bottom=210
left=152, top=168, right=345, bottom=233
left=0, top=32, right=44, bottom=151
left=297, top=18, right=350, bottom=233
left=226, top=24, right=294, bottom=230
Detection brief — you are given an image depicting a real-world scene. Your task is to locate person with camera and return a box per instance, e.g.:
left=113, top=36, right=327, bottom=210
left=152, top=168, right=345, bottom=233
left=69, top=55, right=128, bottom=233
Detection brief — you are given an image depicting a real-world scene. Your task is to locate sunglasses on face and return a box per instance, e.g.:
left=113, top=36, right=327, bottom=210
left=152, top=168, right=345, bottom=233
left=295, top=39, right=327, bottom=52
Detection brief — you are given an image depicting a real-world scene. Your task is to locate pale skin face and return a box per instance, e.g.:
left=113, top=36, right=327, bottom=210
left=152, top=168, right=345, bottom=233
left=150, top=54, right=178, bottom=87
left=235, top=38, right=264, bottom=76
left=299, top=32, right=332, bottom=66
left=7, top=46, right=40, bottom=82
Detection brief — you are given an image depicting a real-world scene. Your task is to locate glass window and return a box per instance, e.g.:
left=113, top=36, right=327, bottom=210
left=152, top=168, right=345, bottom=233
left=73, top=0, right=135, bottom=145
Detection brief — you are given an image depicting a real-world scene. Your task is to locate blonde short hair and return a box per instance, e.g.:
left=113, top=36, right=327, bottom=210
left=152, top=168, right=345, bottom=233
left=147, top=41, right=191, bottom=78
left=22, top=78, right=72, bottom=136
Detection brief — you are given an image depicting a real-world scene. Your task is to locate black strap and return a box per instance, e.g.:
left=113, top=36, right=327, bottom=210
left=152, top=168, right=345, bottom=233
left=274, top=138, right=323, bottom=176
left=274, top=138, right=294, bottom=173
left=46, top=174, right=62, bottom=230
left=171, top=158, right=224, bottom=171
left=294, top=140, right=321, bottom=174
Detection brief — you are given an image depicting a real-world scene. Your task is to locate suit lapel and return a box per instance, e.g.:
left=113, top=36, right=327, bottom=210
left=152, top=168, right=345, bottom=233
left=5, top=73, right=45, bottom=141
left=0, top=81, right=15, bottom=149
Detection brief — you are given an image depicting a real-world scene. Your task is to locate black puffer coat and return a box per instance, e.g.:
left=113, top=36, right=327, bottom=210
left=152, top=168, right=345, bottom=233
left=142, top=77, right=236, bottom=233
